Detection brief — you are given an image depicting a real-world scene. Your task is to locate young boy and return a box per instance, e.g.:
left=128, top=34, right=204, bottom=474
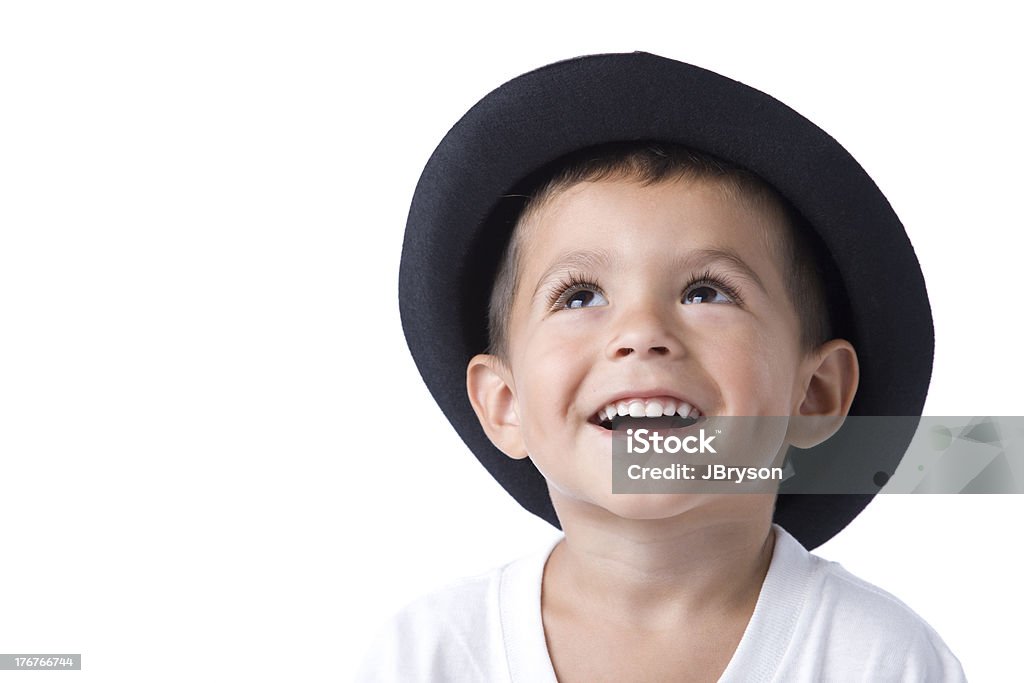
left=360, top=53, right=966, bottom=681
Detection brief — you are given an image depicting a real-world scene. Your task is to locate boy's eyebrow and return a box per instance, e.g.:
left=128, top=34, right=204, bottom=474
left=680, top=247, right=768, bottom=294
left=531, top=248, right=614, bottom=301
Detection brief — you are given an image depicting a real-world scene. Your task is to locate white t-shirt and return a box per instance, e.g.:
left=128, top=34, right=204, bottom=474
left=357, top=524, right=966, bottom=682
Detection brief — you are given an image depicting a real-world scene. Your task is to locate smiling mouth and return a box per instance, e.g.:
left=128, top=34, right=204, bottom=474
left=590, top=397, right=703, bottom=431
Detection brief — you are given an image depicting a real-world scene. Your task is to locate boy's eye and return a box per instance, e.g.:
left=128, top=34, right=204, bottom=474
left=683, top=284, right=732, bottom=305
left=564, top=288, right=608, bottom=309
left=546, top=274, right=608, bottom=311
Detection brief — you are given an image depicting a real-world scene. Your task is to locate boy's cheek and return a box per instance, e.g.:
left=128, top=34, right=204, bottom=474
left=709, top=357, right=797, bottom=416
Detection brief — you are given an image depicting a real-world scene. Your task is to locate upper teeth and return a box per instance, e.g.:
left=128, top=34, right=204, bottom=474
left=596, top=398, right=700, bottom=423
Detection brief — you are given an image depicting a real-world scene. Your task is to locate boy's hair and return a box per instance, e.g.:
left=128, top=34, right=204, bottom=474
left=486, top=142, right=836, bottom=360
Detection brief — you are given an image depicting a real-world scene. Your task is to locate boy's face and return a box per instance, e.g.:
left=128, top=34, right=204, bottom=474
left=472, top=176, right=852, bottom=519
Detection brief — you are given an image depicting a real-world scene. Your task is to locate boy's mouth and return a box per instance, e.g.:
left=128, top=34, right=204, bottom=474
left=590, top=396, right=703, bottom=431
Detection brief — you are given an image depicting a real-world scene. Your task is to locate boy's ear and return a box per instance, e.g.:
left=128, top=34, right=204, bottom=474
left=787, top=339, right=860, bottom=449
left=466, top=354, right=529, bottom=460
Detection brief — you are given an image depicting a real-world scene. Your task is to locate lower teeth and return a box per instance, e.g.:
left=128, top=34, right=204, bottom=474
left=609, top=415, right=697, bottom=430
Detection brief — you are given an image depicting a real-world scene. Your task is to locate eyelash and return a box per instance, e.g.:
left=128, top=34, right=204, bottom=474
left=546, top=269, right=744, bottom=310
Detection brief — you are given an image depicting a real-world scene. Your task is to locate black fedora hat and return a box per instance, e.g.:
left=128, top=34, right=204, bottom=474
left=398, top=52, right=933, bottom=550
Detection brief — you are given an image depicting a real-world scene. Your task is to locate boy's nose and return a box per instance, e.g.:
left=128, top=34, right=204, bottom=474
left=605, top=307, right=683, bottom=360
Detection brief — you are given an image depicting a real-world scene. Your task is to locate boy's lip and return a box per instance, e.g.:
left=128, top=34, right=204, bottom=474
left=587, top=389, right=706, bottom=425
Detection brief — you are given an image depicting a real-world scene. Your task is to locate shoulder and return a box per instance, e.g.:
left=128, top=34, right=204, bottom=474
left=354, top=540, right=556, bottom=683
left=354, top=567, right=504, bottom=682
left=791, top=552, right=967, bottom=682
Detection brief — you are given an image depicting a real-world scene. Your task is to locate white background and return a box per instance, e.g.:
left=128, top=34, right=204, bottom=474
left=1, top=2, right=1021, bottom=681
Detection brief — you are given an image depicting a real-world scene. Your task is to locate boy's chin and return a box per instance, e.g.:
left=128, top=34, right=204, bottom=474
left=556, top=490, right=777, bottom=525
left=605, top=493, right=713, bottom=520
left=559, top=491, right=716, bottom=522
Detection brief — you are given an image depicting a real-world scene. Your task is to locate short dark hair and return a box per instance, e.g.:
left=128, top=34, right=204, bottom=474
left=487, top=142, right=835, bottom=359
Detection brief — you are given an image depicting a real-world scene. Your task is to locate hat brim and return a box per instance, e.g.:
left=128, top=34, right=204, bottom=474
left=399, top=52, right=933, bottom=550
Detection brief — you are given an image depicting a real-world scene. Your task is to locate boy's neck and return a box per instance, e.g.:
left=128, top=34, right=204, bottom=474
left=542, top=500, right=777, bottom=632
